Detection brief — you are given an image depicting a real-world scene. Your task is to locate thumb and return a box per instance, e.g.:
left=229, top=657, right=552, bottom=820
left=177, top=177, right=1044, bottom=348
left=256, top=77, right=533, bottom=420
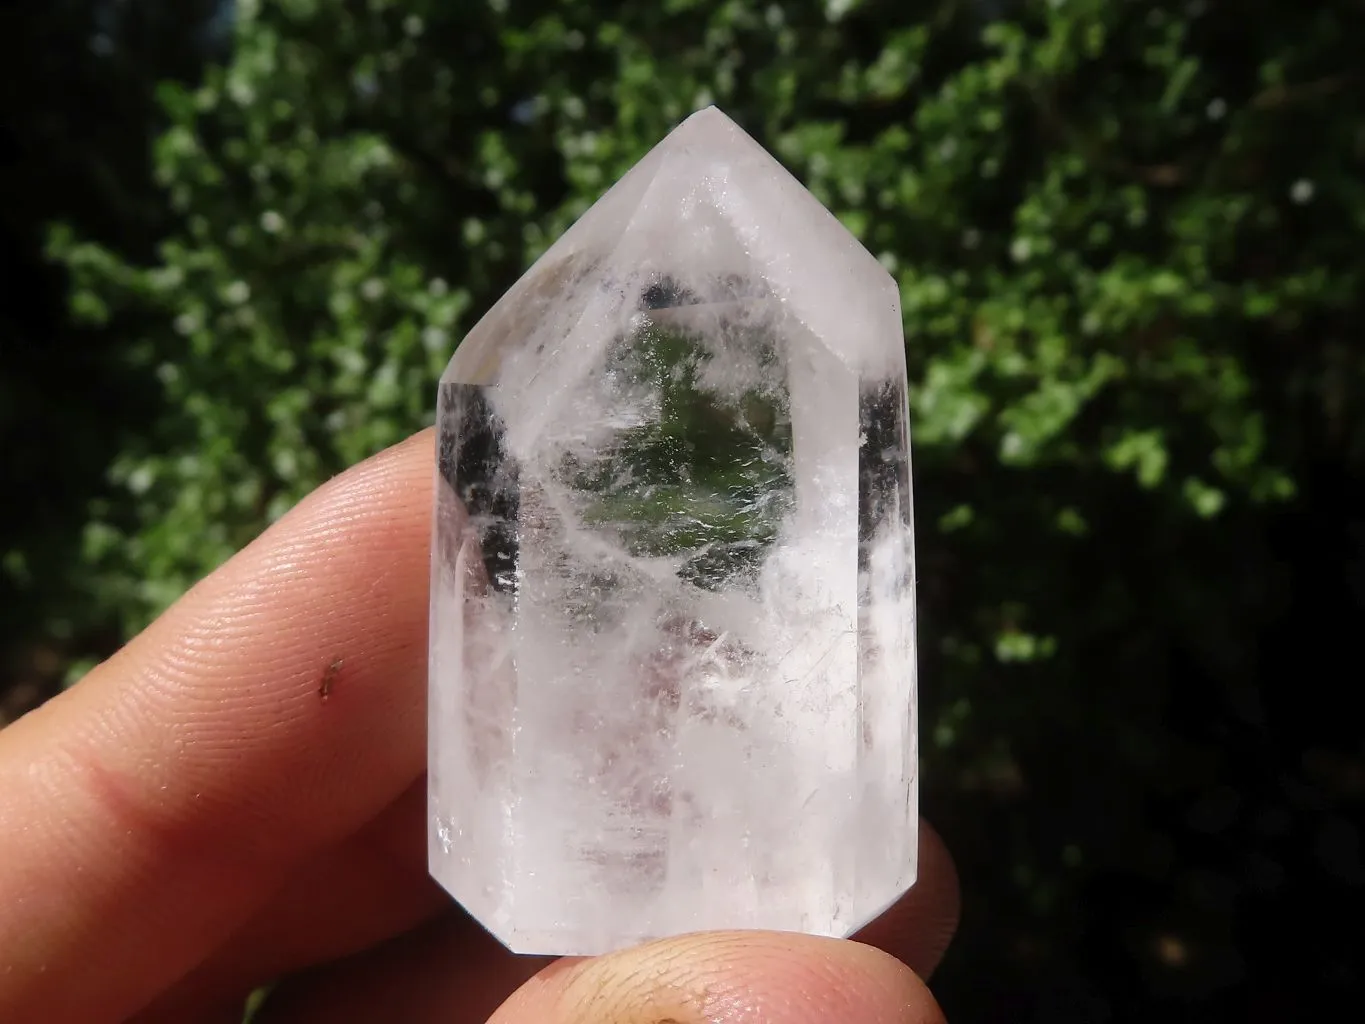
left=490, top=931, right=946, bottom=1024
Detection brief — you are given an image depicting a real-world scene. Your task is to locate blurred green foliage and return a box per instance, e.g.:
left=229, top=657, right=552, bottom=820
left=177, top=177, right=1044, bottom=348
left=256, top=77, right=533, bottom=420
left=34, top=0, right=1365, bottom=639
left=4, top=0, right=1364, bottom=1018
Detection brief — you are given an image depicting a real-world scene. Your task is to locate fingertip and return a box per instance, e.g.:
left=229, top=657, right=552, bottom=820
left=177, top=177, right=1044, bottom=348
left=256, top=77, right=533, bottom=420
left=490, top=931, right=945, bottom=1024
left=0, top=430, right=440, bottom=1020
left=855, top=819, right=961, bottom=979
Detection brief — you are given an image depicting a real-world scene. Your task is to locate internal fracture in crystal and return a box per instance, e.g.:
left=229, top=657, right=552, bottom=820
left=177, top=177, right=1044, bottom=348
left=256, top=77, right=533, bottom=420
left=429, top=107, right=917, bottom=956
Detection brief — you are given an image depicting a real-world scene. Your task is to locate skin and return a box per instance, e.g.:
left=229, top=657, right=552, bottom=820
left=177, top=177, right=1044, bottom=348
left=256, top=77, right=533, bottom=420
left=0, top=431, right=959, bottom=1023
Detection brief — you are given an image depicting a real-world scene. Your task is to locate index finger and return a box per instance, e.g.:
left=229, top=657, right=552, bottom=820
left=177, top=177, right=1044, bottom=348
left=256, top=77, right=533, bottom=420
left=0, top=431, right=436, bottom=1021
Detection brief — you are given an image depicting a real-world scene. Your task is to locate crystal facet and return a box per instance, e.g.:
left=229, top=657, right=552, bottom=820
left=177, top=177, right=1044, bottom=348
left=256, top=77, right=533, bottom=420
left=429, top=107, right=916, bottom=956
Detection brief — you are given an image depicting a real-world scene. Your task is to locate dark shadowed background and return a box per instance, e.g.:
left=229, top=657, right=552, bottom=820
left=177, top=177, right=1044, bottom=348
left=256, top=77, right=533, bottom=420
left=3, top=1, right=1363, bottom=1020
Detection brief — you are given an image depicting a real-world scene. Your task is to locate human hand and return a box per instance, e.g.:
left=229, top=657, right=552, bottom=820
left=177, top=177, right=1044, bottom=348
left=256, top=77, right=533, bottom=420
left=0, top=432, right=959, bottom=1023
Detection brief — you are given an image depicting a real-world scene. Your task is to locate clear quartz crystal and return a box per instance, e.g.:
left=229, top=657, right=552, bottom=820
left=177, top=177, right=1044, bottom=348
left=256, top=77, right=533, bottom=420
left=429, top=107, right=916, bottom=956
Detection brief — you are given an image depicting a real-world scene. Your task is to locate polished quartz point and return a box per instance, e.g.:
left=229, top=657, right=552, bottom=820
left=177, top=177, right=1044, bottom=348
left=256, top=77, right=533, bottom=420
left=429, top=106, right=916, bottom=956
